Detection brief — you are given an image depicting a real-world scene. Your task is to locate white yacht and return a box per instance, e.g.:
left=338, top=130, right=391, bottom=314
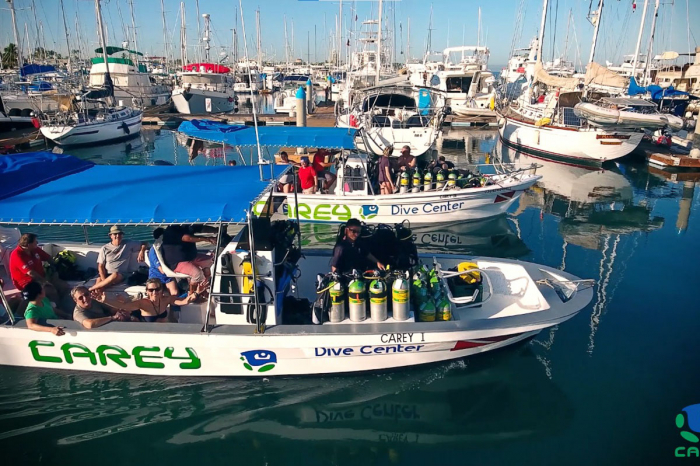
left=89, top=46, right=171, bottom=108
left=172, top=63, right=237, bottom=114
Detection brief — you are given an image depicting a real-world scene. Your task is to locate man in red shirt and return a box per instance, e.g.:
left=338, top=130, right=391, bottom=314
left=9, top=233, right=70, bottom=305
left=312, top=149, right=337, bottom=193
left=299, top=156, right=318, bottom=194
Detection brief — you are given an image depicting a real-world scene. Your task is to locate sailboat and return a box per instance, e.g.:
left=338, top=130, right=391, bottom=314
left=497, top=0, right=644, bottom=167
left=39, top=0, right=142, bottom=146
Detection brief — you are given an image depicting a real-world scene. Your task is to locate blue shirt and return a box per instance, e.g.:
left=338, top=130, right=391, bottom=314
left=148, top=247, right=172, bottom=284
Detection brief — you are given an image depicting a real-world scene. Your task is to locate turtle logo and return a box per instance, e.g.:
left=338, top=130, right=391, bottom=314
left=677, top=404, right=700, bottom=443
left=240, top=350, right=277, bottom=373
left=359, top=205, right=378, bottom=220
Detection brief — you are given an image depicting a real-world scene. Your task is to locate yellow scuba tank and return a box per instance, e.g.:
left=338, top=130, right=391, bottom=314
left=242, top=256, right=254, bottom=294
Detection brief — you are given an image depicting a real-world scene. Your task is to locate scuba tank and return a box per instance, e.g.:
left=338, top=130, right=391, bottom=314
left=411, top=170, right=421, bottom=193
left=399, top=171, right=410, bottom=194
left=329, top=276, right=346, bottom=323
left=447, top=170, right=457, bottom=189
left=435, top=170, right=446, bottom=190
left=428, top=266, right=441, bottom=299
left=435, top=295, right=452, bottom=321
left=411, top=269, right=428, bottom=307
left=312, top=273, right=327, bottom=324
left=392, top=272, right=411, bottom=321
left=423, top=170, right=433, bottom=191
left=347, top=270, right=367, bottom=322
left=418, top=300, right=436, bottom=322
left=368, top=273, right=388, bottom=322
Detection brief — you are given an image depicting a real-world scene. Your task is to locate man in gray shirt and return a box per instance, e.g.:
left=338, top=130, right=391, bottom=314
left=71, top=286, right=129, bottom=329
left=90, top=225, right=147, bottom=292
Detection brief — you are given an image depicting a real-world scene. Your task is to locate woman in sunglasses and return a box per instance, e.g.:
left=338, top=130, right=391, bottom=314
left=330, top=219, right=385, bottom=275
left=92, top=278, right=206, bottom=323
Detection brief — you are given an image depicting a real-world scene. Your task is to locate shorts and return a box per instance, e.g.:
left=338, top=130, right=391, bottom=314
left=317, top=170, right=335, bottom=182
left=279, top=173, right=294, bottom=184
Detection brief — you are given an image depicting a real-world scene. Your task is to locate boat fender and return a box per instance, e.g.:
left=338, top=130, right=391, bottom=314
left=121, top=121, right=130, bottom=135
left=534, top=117, right=550, bottom=127
left=242, top=256, right=254, bottom=294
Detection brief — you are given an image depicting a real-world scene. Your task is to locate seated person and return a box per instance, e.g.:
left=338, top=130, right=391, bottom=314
left=93, top=278, right=204, bottom=323
left=148, top=228, right=181, bottom=298
left=312, top=149, right=337, bottom=193
left=430, top=155, right=455, bottom=175
left=331, top=219, right=385, bottom=274
left=90, top=225, right=148, bottom=292
left=23, top=281, right=70, bottom=335
left=161, top=224, right=217, bottom=294
left=277, top=151, right=297, bottom=193
left=9, top=233, right=70, bottom=309
left=298, top=156, right=317, bottom=194
left=72, top=285, right=129, bottom=329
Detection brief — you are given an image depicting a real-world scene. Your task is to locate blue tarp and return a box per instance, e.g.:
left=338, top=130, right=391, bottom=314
left=20, top=64, right=57, bottom=77
left=178, top=120, right=357, bottom=149
left=0, top=152, right=285, bottom=225
left=628, top=77, right=691, bottom=100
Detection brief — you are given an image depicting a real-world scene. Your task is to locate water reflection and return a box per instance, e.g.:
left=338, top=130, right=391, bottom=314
left=0, top=346, right=570, bottom=463
left=299, top=216, right=529, bottom=258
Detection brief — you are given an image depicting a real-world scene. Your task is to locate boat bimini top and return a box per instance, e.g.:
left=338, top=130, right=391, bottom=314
left=178, top=120, right=358, bottom=150
left=0, top=151, right=286, bottom=225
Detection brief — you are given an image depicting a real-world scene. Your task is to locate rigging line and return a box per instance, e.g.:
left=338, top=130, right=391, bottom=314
left=116, top=0, right=128, bottom=43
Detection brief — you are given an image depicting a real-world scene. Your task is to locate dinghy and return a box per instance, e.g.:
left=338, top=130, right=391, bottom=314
left=0, top=152, right=593, bottom=377
left=573, top=99, right=684, bottom=131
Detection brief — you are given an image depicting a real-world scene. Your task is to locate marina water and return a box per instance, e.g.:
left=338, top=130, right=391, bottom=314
left=1, top=127, right=699, bottom=465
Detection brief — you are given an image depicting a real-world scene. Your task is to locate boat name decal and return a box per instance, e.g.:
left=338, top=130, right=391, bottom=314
left=596, top=134, right=631, bottom=140
left=313, top=404, right=422, bottom=423
left=28, top=340, right=201, bottom=369
left=381, top=332, right=425, bottom=344
left=391, top=201, right=465, bottom=216
left=314, top=344, right=425, bottom=357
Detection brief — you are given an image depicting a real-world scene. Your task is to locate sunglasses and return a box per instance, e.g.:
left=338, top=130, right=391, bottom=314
left=347, top=228, right=361, bottom=234
left=146, top=287, right=162, bottom=293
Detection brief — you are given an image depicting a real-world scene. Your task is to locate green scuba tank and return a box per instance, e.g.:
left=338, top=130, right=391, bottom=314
left=348, top=274, right=366, bottom=322
left=411, top=170, right=421, bottom=193
left=447, top=170, right=457, bottom=189
left=369, top=277, right=388, bottom=322
left=435, top=170, right=446, bottom=190
left=435, top=295, right=452, bottom=321
left=418, top=300, right=436, bottom=322
left=423, top=170, right=433, bottom=191
left=329, top=279, right=346, bottom=323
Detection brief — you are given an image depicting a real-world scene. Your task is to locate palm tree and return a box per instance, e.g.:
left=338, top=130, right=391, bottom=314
left=2, top=43, right=18, bottom=68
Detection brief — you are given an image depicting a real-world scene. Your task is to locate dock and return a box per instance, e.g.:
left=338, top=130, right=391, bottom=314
left=0, top=128, right=44, bottom=153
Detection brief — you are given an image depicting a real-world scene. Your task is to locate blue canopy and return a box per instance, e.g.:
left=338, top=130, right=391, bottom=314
left=178, top=120, right=357, bottom=150
left=0, top=152, right=284, bottom=225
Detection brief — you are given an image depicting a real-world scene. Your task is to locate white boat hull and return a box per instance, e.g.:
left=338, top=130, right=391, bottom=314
left=498, top=115, right=643, bottom=166
left=172, top=88, right=236, bottom=114
left=257, top=174, right=540, bottom=224
left=336, top=114, right=440, bottom=157
left=39, top=112, right=142, bottom=146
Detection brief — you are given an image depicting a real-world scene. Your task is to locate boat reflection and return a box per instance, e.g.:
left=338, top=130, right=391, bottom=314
left=299, top=215, right=529, bottom=257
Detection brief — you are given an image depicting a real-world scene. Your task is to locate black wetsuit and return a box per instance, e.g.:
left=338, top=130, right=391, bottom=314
left=330, top=239, right=371, bottom=274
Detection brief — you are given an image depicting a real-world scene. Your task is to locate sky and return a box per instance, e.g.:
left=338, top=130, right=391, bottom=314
left=1, top=0, right=699, bottom=69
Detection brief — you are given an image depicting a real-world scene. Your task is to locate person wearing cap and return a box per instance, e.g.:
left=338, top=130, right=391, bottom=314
left=298, top=156, right=317, bottom=194
left=312, top=149, right=337, bottom=193
left=90, top=226, right=148, bottom=292
left=330, top=218, right=385, bottom=274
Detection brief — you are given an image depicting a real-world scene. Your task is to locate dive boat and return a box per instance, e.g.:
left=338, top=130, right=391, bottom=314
left=178, top=120, right=542, bottom=224
left=0, top=152, right=593, bottom=377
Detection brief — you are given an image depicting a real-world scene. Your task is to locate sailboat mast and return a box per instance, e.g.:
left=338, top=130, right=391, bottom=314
left=7, top=0, right=23, bottom=67
left=59, top=0, right=72, bottom=72
left=256, top=8, right=262, bottom=68
left=128, top=0, right=139, bottom=55
left=536, top=0, right=549, bottom=63
left=642, top=0, right=660, bottom=86
left=160, top=0, right=170, bottom=70
left=406, top=18, right=410, bottom=65
left=203, top=13, right=211, bottom=62
left=631, top=0, right=649, bottom=80
left=180, top=1, right=187, bottom=65
left=377, top=0, right=383, bottom=84
left=477, top=7, right=481, bottom=47
left=31, top=0, right=44, bottom=61
left=95, top=0, right=115, bottom=104
left=587, top=0, right=604, bottom=65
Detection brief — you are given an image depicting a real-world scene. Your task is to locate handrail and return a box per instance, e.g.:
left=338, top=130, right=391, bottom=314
left=435, top=262, right=493, bottom=307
